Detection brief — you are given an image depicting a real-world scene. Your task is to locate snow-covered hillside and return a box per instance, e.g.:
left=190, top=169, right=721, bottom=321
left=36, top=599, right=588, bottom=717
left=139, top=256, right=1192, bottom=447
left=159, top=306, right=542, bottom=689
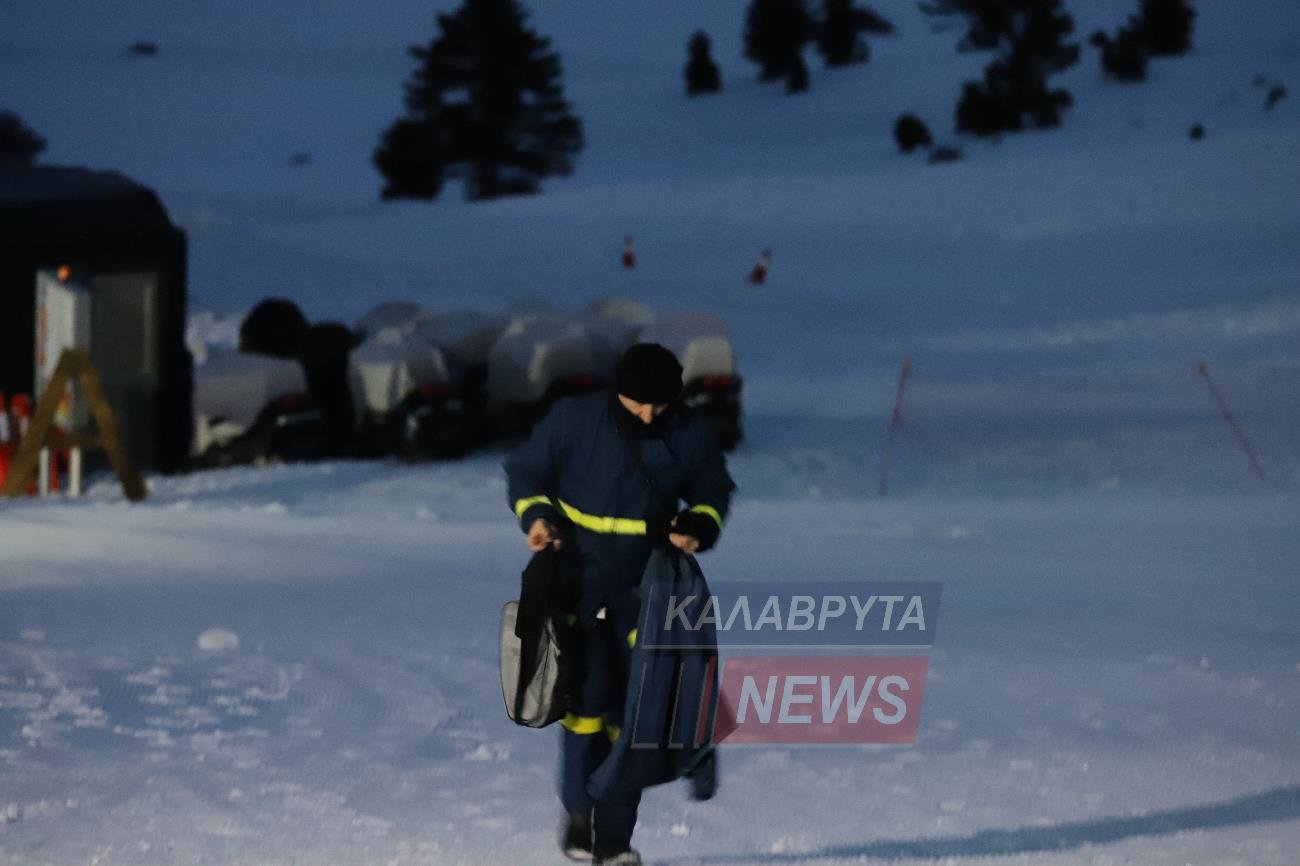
left=2, top=0, right=1299, bottom=863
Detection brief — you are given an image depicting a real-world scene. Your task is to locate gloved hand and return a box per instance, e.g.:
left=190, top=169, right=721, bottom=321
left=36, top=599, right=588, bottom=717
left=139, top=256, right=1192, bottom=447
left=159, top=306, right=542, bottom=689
left=645, top=515, right=673, bottom=549
left=668, top=509, right=720, bottom=553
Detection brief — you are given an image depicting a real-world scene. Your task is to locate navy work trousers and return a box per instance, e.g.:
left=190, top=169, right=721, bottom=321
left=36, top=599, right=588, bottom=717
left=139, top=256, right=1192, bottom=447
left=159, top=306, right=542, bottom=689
left=559, top=600, right=643, bottom=854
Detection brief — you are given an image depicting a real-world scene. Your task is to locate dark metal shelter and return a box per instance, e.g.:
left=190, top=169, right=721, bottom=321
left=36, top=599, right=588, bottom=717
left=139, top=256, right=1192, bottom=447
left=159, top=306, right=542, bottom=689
left=0, top=164, right=190, bottom=472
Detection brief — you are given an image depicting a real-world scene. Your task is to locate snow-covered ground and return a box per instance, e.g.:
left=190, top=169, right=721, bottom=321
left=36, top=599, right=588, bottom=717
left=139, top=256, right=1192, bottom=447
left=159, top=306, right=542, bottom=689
left=3, top=467, right=1299, bottom=865
left=3, top=0, right=1300, bottom=862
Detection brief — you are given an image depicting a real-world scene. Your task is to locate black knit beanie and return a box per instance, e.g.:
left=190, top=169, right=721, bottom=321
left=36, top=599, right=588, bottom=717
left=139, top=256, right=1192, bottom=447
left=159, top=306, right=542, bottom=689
left=614, top=343, right=683, bottom=405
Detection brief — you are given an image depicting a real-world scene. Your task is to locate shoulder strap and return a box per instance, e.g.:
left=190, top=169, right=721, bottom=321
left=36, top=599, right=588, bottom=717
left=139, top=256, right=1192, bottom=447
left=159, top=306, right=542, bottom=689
left=621, top=430, right=680, bottom=517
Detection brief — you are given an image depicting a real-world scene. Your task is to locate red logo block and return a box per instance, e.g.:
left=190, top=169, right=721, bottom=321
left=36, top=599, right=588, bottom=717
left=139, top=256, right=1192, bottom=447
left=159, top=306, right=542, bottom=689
left=714, top=656, right=928, bottom=744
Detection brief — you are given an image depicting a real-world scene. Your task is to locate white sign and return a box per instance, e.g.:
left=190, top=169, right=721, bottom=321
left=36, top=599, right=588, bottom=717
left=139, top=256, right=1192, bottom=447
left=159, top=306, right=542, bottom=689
left=35, top=270, right=91, bottom=431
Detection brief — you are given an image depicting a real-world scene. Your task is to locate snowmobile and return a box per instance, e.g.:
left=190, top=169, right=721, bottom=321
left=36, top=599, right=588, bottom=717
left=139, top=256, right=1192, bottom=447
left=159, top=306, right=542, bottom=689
left=191, top=348, right=327, bottom=467
left=413, top=309, right=508, bottom=447
left=485, top=313, right=621, bottom=439
left=354, top=300, right=433, bottom=340
left=348, top=326, right=480, bottom=459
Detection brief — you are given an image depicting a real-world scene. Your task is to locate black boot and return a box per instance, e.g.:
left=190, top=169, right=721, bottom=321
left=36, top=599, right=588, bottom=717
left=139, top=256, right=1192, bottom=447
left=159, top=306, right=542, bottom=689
left=686, top=748, right=718, bottom=801
left=595, top=849, right=642, bottom=865
left=561, top=810, right=594, bottom=862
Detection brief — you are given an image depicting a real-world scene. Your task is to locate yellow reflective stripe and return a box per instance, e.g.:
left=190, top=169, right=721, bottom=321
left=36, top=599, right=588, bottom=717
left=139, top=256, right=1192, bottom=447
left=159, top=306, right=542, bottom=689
left=514, top=495, right=553, bottom=519
left=626, top=628, right=637, bottom=649
left=606, top=723, right=621, bottom=743
left=689, top=504, right=724, bottom=529
left=561, top=713, right=604, bottom=734
left=557, top=500, right=646, bottom=536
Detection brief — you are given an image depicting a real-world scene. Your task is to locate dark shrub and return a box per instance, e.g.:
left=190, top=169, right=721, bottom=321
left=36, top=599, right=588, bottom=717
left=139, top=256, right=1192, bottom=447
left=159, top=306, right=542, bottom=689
left=1140, top=0, right=1195, bottom=56
left=240, top=299, right=310, bottom=359
left=1097, top=23, right=1148, bottom=82
left=374, top=119, right=443, bottom=200
left=893, top=114, right=933, bottom=152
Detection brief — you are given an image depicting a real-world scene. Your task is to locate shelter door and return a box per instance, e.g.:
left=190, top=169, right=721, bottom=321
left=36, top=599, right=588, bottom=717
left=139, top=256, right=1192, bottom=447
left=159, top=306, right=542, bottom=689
left=90, top=271, right=160, bottom=468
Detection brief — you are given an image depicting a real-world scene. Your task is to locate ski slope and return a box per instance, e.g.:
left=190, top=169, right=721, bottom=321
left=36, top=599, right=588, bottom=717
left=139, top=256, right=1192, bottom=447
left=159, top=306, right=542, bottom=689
left=2, top=0, right=1300, bottom=863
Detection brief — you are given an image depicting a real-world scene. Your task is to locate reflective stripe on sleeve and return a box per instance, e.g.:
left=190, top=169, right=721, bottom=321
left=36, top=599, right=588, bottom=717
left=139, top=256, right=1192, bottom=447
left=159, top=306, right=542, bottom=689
left=689, top=503, right=724, bottom=529
left=514, top=495, right=554, bottom=519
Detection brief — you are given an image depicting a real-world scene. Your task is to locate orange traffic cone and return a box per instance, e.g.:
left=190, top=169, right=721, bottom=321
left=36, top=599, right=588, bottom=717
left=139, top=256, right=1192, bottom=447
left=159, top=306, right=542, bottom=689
left=749, top=249, right=771, bottom=285
left=621, top=235, right=636, bottom=269
left=10, top=394, right=33, bottom=495
left=11, top=393, right=31, bottom=440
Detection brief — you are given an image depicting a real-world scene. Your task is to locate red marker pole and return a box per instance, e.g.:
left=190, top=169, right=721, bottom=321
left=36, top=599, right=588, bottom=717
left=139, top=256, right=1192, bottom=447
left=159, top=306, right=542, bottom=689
left=622, top=235, right=636, bottom=269
left=749, top=249, right=771, bottom=285
left=879, top=357, right=913, bottom=496
left=1195, top=361, right=1266, bottom=482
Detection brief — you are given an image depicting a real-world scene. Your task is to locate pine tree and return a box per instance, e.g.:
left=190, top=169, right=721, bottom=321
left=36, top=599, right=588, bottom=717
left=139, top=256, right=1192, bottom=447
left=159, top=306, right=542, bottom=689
left=744, top=0, right=815, bottom=83
left=685, top=31, right=722, bottom=95
left=946, top=1, right=1079, bottom=135
left=893, top=114, right=933, bottom=152
left=1139, top=0, right=1194, bottom=56
left=0, top=111, right=46, bottom=164
left=919, top=0, right=1013, bottom=51
left=819, top=0, right=869, bottom=66
left=816, top=2, right=895, bottom=67
left=1092, top=22, right=1148, bottom=82
left=374, top=0, right=582, bottom=201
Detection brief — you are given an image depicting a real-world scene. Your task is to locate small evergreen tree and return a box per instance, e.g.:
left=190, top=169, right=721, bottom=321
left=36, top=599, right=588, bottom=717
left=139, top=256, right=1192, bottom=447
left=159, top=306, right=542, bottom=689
left=744, top=0, right=815, bottom=84
left=818, top=0, right=869, bottom=66
left=685, top=31, right=722, bottom=95
left=812, top=1, right=895, bottom=69
left=1140, top=0, right=1194, bottom=56
left=0, top=111, right=46, bottom=164
left=946, top=1, right=1079, bottom=135
left=375, top=0, right=583, bottom=201
left=1092, top=22, right=1147, bottom=81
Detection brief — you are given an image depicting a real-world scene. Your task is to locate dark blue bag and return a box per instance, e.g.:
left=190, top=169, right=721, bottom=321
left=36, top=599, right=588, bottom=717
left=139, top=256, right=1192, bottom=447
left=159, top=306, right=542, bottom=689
left=588, top=547, right=720, bottom=799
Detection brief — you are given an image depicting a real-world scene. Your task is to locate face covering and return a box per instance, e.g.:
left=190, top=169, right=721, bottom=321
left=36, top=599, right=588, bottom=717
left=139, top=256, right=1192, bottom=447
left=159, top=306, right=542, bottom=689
left=610, top=391, right=675, bottom=440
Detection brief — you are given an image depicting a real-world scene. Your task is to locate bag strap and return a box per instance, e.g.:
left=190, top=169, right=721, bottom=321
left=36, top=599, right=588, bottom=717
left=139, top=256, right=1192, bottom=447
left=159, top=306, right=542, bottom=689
left=621, top=432, right=678, bottom=518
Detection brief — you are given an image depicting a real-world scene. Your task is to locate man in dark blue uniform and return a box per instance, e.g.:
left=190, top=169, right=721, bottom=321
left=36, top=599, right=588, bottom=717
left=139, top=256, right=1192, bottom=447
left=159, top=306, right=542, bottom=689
left=505, top=343, right=735, bottom=865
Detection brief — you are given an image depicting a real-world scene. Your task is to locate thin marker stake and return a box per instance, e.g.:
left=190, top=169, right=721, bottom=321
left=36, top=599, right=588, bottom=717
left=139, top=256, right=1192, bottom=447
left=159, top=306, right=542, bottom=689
left=879, top=357, right=913, bottom=496
left=1195, top=361, right=1266, bottom=482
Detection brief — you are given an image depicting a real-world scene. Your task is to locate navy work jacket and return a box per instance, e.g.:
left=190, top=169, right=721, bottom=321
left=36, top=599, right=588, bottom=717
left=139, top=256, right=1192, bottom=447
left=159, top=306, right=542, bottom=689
left=504, top=391, right=736, bottom=625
